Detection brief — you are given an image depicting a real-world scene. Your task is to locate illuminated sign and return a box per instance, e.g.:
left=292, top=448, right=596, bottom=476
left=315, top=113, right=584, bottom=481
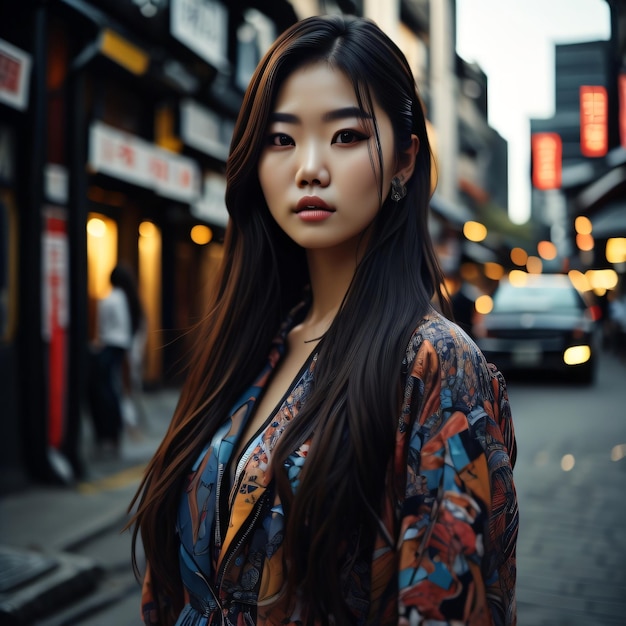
left=531, top=132, right=562, bottom=190
left=580, top=85, right=608, bottom=157
left=617, top=74, right=626, bottom=148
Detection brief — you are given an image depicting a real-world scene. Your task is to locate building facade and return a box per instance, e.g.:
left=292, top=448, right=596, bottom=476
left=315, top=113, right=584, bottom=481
left=0, top=0, right=506, bottom=488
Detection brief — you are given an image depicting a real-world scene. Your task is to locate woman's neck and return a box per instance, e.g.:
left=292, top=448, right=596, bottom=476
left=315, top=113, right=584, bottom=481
left=295, top=248, right=360, bottom=344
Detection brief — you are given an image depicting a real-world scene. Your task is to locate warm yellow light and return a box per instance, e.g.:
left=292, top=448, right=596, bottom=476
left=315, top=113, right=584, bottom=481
left=563, top=345, right=591, bottom=366
left=460, top=262, right=480, bottom=282
left=508, top=270, right=528, bottom=286
left=586, top=269, right=618, bottom=291
left=463, top=221, right=487, bottom=242
left=537, top=240, right=558, bottom=260
left=606, top=238, right=626, bottom=264
left=475, top=294, right=493, bottom=314
left=100, top=29, right=149, bottom=75
left=526, top=256, right=543, bottom=274
left=574, top=215, right=593, bottom=235
left=139, top=221, right=158, bottom=238
left=568, top=270, right=591, bottom=292
left=611, top=444, right=626, bottom=462
left=484, top=262, right=505, bottom=281
left=87, top=217, right=107, bottom=238
left=87, top=213, right=117, bottom=300
left=576, top=233, right=594, bottom=251
left=191, top=225, right=213, bottom=245
left=510, top=247, right=528, bottom=266
left=560, top=454, right=576, bottom=472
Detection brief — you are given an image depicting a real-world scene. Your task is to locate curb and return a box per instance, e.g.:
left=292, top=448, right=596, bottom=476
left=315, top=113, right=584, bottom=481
left=0, top=548, right=102, bottom=626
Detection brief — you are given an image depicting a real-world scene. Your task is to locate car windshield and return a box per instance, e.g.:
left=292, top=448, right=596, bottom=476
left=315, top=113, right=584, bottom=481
left=492, top=283, right=582, bottom=313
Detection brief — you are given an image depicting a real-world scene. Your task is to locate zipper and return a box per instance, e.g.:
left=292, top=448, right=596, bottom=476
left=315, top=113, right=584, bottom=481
left=214, top=461, right=226, bottom=548
left=216, top=490, right=269, bottom=593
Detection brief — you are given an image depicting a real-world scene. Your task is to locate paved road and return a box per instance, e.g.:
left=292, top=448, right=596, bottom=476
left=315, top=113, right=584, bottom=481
left=508, top=350, right=626, bottom=626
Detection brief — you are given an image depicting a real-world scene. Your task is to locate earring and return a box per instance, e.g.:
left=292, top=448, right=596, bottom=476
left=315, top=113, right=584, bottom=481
left=390, top=176, right=407, bottom=202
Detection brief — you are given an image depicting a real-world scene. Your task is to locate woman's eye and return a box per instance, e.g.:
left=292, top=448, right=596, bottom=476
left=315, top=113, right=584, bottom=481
left=333, top=130, right=367, bottom=144
left=268, top=133, right=294, bottom=147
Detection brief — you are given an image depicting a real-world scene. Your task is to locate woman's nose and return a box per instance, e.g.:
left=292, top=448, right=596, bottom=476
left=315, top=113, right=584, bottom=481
left=296, top=144, right=330, bottom=188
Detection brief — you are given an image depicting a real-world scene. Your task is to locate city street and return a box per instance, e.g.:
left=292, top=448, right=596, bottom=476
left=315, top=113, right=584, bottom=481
left=3, top=348, right=626, bottom=626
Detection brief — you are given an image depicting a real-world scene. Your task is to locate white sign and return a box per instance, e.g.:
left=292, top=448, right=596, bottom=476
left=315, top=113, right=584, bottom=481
left=88, top=121, right=201, bottom=203
left=0, top=38, right=31, bottom=111
left=180, top=99, right=232, bottom=161
left=192, top=171, right=229, bottom=227
left=45, top=164, right=69, bottom=205
left=170, top=0, right=228, bottom=69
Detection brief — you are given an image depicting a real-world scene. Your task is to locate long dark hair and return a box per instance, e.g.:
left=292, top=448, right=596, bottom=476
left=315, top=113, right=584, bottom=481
left=130, top=14, right=446, bottom=625
left=110, top=264, right=143, bottom=335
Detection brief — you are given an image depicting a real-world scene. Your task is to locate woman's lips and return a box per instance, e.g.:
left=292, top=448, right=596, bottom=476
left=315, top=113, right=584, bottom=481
left=297, top=209, right=334, bottom=222
left=295, top=196, right=335, bottom=221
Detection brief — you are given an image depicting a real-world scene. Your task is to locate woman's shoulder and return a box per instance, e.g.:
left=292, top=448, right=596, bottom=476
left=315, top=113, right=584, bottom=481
left=406, top=308, right=484, bottom=362
left=402, top=307, right=498, bottom=394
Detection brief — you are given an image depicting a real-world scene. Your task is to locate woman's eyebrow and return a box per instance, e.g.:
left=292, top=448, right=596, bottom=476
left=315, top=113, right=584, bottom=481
left=268, top=107, right=372, bottom=124
left=322, top=106, right=372, bottom=122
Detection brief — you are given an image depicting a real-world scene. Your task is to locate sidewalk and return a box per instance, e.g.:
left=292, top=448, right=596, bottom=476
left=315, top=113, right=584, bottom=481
left=0, top=388, right=180, bottom=626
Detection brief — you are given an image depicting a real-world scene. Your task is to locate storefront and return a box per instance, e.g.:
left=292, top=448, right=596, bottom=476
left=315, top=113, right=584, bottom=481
left=0, top=0, right=287, bottom=488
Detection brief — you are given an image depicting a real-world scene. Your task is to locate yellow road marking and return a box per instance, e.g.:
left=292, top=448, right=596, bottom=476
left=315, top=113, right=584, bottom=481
left=77, top=464, right=147, bottom=494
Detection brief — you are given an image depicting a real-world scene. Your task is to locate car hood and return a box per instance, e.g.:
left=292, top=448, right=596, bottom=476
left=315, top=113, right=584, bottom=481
left=479, top=311, right=591, bottom=331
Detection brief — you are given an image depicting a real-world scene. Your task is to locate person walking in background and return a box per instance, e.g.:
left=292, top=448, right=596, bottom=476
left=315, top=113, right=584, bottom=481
left=129, top=14, right=518, bottom=626
left=90, top=263, right=144, bottom=456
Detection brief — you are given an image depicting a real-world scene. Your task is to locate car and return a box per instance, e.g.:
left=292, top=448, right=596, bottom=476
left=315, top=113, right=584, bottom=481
left=474, top=273, right=602, bottom=384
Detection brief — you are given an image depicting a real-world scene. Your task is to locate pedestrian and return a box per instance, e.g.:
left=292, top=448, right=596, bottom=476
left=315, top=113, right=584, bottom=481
left=129, top=14, right=518, bottom=626
left=90, top=263, right=144, bottom=455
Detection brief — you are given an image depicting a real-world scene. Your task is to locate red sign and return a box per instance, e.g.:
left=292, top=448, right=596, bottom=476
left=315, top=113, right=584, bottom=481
left=531, top=133, right=562, bottom=190
left=43, top=210, right=69, bottom=449
left=580, top=85, right=608, bottom=157
left=619, top=74, right=626, bottom=149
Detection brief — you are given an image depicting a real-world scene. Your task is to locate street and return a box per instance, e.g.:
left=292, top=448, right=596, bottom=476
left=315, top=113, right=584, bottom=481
left=17, top=349, right=626, bottom=626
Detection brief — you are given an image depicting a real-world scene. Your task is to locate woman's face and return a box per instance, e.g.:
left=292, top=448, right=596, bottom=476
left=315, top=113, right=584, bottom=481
left=258, top=62, right=398, bottom=255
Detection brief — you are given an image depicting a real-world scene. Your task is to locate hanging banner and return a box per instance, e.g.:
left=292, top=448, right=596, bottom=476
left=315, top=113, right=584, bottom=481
left=531, top=133, right=562, bottom=190
left=89, top=121, right=201, bottom=203
left=42, top=208, right=69, bottom=450
left=580, top=85, right=608, bottom=158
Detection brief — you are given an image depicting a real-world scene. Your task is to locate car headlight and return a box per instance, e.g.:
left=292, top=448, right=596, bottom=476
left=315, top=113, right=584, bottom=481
left=563, top=345, right=591, bottom=366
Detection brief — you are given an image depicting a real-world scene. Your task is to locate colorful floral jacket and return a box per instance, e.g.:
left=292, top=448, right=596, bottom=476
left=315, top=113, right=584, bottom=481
left=141, top=306, right=518, bottom=626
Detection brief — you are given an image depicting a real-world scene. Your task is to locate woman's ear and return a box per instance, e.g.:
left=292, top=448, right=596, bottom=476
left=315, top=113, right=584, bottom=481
left=394, top=134, right=420, bottom=183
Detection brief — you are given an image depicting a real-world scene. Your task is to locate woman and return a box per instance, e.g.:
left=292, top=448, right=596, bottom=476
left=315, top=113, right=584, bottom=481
left=91, top=264, right=144, bottom=452
left=129, top=14, right=518, bottom=626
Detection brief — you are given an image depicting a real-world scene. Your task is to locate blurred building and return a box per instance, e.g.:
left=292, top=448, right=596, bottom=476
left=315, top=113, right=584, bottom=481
left=530, top=0, right=626, bottom=276
left=0, top=0, right=510, bottom=488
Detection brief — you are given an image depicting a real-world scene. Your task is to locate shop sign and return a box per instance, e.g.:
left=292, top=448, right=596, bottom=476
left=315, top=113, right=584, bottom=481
left=580, top=85, right=608, bottom=158
left=0, top=38, right=31, bottom=111
left=531, top=132, right=562, bottom=190
left=180, top=99, right=232, bottom=161
left=42, top=208, right=69, bottom=449
left=191, top=172, right=228, bottom=227
left=170, top=0, right=228, bottom=69
left=45, top=164, right=69, bottom=205
left=88, top=121, right=201, bottom=202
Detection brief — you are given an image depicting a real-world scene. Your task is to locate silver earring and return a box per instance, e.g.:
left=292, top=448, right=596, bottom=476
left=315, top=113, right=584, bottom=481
left=390, top=176, right=407, bottom=202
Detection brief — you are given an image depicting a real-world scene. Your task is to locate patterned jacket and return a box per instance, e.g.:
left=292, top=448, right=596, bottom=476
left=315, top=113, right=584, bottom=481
left=141, top=306, right=518, bottom=626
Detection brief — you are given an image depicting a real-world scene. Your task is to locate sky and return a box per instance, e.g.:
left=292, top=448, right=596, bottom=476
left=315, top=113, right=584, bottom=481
left=456, top=0, right=611, bottom=224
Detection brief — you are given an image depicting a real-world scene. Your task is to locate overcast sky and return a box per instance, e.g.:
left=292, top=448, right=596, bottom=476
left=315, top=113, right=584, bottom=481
left=456, top=0, right=611, bottom=224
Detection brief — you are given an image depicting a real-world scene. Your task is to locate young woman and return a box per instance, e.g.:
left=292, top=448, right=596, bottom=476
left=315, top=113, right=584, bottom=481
left=129, top=14, right=518, bottom=626
left=91, top=264, right=144, bottom=453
